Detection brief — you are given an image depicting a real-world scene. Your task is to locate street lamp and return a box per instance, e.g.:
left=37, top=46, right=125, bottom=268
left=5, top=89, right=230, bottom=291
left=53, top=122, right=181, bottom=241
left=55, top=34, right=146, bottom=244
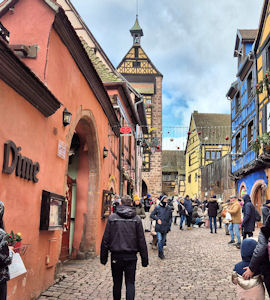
left=103, top=147, right=109, bottom=158
left=63, top=108, right=72, bottom=126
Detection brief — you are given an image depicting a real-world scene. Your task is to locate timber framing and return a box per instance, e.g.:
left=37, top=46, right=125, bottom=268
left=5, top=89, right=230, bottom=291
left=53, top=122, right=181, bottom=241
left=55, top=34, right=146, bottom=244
left=53, top=7, right=120, bottom=136
left=104, top=81, right=140, bottom=125
left=0, top=38, right=61, bottom=117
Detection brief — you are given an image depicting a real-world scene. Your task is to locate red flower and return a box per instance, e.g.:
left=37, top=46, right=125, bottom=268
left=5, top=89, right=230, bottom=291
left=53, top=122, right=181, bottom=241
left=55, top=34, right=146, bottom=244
left=13, top=236, right=16, bottom=239
left=187, top=131, right=191, bottom=135
left=198, top=131, right=201, bottom=135
left=156, top=146, right=160, bottom=150
left=225, top=136, right=229, bottom=140
left=9, top=235, right=11, bottom=237
left=266, top=73, right=268, bottom=77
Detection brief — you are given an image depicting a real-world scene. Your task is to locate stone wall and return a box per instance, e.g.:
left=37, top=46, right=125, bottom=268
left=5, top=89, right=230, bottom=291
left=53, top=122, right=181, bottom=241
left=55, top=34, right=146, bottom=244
left=142, top=76, right=163, bottom=196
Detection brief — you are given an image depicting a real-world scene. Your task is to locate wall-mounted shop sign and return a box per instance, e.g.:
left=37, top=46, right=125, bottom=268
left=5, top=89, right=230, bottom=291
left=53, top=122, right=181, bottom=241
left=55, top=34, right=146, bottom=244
left=101, top=190, right=113, bottom=218
left=40, top=190, right=66, bottom=231
left=2, top=140, right=40, bottom=183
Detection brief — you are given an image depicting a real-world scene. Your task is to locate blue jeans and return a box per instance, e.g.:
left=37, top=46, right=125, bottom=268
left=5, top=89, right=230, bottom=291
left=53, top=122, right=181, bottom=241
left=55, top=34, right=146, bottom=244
left=156, top=232, right=167, bottom=255
left=180, top=215, right=186, bottom=228
left=195, top=217, right=202, bottom=225
left=209, top=216, right=217, bottom=232
left=229, top=222, right=241, bottom=243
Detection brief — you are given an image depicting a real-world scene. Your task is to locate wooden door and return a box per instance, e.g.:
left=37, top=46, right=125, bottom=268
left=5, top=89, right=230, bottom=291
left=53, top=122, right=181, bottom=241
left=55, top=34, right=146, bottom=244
left=60, top=176, right=73, bottom=262
left=254, top=185, right=267, bottom=214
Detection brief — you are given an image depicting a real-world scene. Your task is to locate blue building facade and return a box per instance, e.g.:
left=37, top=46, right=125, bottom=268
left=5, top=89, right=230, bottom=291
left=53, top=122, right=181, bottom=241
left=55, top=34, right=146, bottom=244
left=227, top=30, right=268, bottom=202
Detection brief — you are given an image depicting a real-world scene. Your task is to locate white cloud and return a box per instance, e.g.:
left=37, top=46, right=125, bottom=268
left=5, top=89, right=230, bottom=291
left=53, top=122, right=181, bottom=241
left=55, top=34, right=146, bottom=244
left=70, top=0, right=262, bottom=134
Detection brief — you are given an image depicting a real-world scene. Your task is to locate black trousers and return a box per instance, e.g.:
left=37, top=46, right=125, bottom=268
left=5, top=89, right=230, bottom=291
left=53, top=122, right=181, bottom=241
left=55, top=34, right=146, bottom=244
left=111, top=257, right=137, bottom=300
left=0, top=282, right=7, bottom=300
left=186, top=212, right=192, bottom=227
left=242, top=232, right=253, bottom=240
left=218, top=217, right=222, bottom=228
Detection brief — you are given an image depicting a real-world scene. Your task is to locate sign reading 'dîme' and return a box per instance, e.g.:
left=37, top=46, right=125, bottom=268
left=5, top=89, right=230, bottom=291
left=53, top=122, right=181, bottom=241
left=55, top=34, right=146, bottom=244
left=2, top=140, right=40, bottom=183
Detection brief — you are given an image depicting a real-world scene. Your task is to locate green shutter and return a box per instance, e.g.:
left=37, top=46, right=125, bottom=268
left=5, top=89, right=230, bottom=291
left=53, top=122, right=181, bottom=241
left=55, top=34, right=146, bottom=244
left=263, top=49, right=267, bottom=74
left=262, top=105, right=267, bottom=133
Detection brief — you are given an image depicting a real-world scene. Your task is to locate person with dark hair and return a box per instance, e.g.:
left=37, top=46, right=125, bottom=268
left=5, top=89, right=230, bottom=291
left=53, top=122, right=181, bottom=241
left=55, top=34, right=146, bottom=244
left=207, top=195, right=219, bottom=234
left=150, top=195, right=172, bottom=259
left=243, top=215, right=270, bottom=297
left=241, top=194, right=256, bottom=239
left=0, top=201, right=13, bottom=300
left=232, top=239, right=265, bottom=299
left=184, top=195, right=193, bottom=229
left=100, top=195, right=148, bottom=300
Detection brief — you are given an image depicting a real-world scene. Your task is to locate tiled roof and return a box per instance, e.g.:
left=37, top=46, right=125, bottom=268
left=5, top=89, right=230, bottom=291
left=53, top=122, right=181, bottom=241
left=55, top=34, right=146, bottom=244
left=80, top=37, right=121, bottom=83
left=162, top=150, right=185, bottom=174
left=238, top=29, right=258, bottom=41
left=192, top=112, right=231, bottom=145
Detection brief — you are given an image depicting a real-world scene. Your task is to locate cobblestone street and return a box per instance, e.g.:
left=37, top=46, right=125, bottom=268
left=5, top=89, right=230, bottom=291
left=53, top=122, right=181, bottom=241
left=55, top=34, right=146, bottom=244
left=38, top=225, right=267, bottom=300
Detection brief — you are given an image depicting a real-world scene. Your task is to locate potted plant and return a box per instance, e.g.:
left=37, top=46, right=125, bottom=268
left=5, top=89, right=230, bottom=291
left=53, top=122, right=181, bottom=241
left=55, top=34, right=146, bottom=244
left=7, top=230, right=22, bottom=253
left=251, top=133, right=270, bottom=153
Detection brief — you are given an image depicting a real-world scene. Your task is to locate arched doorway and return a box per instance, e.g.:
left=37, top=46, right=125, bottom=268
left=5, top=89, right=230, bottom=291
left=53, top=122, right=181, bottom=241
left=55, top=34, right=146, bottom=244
left=61, top=113, right=100, bottom=260
left=60, top=133, right=80, bottom=262
left=252, top=181, right=268, bottom=214
left=239, top=182, right=247, bottom=198
left=142, top=180, right=148, bottom=197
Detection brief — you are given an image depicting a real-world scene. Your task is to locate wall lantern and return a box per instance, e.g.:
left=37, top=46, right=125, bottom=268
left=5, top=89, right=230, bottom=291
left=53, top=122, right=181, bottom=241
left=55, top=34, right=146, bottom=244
left=63, top=108, right=72, bottom=126
left=103, top=147, right=109, bottom=158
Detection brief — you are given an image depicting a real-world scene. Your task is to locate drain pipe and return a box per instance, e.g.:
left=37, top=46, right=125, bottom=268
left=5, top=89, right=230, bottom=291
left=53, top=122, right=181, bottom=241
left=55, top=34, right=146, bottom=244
left=119, top=118, right=123, bottom=196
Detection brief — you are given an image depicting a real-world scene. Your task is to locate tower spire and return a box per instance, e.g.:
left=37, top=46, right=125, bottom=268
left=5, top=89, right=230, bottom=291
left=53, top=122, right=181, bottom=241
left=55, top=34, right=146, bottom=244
left=130, top=15, right=143, bottom=45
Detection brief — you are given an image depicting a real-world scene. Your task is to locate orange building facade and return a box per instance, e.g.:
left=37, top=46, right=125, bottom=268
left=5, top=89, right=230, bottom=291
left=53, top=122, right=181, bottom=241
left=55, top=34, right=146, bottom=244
left=0, top=1, right=142, bottom=299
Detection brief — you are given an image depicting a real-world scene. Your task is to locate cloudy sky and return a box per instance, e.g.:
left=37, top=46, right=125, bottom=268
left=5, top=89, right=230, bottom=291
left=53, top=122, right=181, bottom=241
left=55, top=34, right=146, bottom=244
left=71, top=0, right=262, bottom=150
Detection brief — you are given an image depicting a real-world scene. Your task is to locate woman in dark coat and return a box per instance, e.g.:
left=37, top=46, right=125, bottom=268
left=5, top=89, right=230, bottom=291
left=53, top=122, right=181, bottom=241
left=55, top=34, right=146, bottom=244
left=243, top=215, right=270, bottom=297
left=207, top=195, right=219, bottom=234
left=241, top=194, right=256, bottom=239
left=0, top=201, right=13, bottom=300
left=262, top=200, right=270, bottom=225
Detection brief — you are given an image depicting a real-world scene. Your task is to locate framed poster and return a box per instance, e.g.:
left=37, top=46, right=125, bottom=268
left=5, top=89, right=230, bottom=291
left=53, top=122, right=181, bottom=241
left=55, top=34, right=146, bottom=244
left=101, top=190, right=113, bottom=218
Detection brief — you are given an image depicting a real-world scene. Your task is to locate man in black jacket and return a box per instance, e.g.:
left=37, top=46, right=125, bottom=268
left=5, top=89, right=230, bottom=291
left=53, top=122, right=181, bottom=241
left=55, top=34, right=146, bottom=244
left=241, top=194, right=256, bottom=239
left=100, top=195, right=148, bottom=300
left=150, top=195, right=172, bottom=259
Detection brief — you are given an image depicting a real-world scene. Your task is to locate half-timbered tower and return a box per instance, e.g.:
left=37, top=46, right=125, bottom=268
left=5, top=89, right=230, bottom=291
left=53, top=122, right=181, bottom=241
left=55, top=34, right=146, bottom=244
left=117, top=16, right=163, bottom=196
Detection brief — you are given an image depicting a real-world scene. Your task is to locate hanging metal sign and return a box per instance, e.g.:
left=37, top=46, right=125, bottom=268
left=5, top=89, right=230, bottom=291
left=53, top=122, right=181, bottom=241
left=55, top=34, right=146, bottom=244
left=120, top=126, right=131, bottom=134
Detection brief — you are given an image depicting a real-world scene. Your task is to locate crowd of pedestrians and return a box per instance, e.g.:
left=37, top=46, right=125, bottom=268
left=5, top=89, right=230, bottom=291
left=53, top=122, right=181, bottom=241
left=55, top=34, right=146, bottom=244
left=104, top=191, right=264, bottom=298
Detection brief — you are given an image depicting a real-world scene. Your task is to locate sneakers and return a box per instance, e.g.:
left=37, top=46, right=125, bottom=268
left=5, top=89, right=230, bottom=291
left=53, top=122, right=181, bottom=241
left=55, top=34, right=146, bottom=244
left=235, top=243, right=241, bottom=249
left=228, top=240, right=235, bottom=244
left=158, top=253, right=165, bottom=259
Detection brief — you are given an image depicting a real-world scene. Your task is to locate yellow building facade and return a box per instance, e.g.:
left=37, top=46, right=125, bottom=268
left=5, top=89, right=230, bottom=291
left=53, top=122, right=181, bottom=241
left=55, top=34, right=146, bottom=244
left=254, top=0, right=270, bottom=201
left=185, top=111, right=231, bottom=198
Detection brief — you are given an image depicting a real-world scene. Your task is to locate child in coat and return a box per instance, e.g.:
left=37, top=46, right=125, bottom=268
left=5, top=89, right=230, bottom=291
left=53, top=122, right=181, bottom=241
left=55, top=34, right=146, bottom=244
left=232, top=238, right=265, bottom=300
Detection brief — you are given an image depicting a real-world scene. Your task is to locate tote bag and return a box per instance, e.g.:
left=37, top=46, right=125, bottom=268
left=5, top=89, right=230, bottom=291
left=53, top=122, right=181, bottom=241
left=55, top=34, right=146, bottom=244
left=8, top=252, right=27, bottom=280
